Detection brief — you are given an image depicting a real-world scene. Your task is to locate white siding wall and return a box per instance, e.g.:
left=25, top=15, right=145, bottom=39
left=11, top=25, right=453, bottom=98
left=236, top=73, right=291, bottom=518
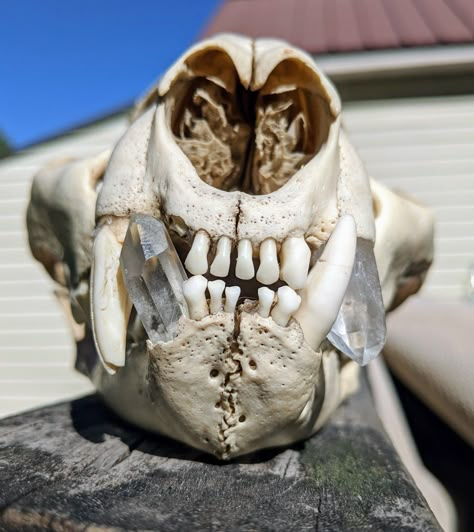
left=0, top=94, right=473, bottom=418
left=0, top=116, right=127, bottom=418
left=344, top=95, right=474, bottom=300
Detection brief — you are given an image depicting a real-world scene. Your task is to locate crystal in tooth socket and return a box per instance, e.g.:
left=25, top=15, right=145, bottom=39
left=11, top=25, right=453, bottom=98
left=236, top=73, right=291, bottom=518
left=120, top=214, right=189, bottom=344
left=327, top=238, right=386, bottom=366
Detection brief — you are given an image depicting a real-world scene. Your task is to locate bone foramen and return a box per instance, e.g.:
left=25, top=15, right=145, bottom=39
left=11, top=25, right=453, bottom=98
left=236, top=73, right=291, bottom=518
left=26, top=34, right=434, bottom=460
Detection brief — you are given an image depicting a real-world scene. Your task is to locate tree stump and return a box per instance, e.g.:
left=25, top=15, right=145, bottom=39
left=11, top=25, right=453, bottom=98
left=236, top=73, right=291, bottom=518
left=0, top=372, right=440, bottom=531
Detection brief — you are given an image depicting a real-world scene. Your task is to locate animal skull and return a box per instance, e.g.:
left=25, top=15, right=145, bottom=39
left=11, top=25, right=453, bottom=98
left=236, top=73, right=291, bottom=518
left=26, top=34, right=434, bottom=459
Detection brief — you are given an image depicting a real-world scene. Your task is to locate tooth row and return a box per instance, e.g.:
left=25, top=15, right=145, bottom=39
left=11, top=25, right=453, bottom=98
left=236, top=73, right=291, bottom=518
left=90, top=216, right=359, bottom=375
left=183, top=276, right=241, bottom=320
left=181, top=276, right=301, bottom=327
left=185, top=233, right=311, bottom=289
left=257, top=286, right=301, bottom=327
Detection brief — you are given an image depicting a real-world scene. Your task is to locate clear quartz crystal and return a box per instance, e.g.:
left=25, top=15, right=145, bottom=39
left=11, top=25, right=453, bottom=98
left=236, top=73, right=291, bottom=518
left=327, top=238, right=386, bottom=366
left=120, top=214, right=188, bottom=344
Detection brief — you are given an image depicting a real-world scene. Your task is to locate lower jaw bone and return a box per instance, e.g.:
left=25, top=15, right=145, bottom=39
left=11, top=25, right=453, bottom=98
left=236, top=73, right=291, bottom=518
left=327, top=239, right=386, bottom=366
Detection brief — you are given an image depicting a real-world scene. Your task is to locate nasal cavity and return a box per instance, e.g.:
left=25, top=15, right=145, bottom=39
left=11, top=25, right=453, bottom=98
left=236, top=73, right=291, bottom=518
left=170, top=54, right=334, bottom=195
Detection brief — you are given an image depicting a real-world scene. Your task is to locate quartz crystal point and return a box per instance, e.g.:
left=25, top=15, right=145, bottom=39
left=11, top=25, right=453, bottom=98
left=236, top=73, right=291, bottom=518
left=120, top=214, right=188, bottom=344
left=327, top=239, right=386, bottom=366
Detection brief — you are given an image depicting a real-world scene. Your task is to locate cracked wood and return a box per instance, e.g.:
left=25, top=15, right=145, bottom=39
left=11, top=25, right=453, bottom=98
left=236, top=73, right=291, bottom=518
left=0, top=372, right=441, bottom=531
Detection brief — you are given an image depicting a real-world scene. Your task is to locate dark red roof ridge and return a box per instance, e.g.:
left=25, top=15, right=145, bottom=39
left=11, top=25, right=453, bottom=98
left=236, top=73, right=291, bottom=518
left=202, top=0, right=474, bottom=54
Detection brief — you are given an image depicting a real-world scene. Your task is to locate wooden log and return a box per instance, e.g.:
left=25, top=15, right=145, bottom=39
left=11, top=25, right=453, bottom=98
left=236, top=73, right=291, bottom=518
left=0, top=373, right=441, bottom=531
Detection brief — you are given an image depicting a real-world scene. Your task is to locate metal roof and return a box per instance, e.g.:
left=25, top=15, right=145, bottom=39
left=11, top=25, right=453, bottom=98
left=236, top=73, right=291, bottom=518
left=203, top=0, right=474, bottom=53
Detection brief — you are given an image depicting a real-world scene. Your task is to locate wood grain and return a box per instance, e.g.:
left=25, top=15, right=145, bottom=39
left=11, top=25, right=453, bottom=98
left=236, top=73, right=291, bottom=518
left=0, top=373, right=441, bottom=531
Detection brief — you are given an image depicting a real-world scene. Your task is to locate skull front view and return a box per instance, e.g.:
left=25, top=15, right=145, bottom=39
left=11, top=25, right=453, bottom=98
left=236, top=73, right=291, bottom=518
left=27, top=34, right=434, bottom=459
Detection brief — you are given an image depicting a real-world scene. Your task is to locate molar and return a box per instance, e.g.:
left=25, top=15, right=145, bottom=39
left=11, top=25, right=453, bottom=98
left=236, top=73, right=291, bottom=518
left=271, top=286, right=301, bottom=327
left=185, top=230, right=210, bottom=275
left=235, top=239, right=255, bottom=280
left=256, top=238, right=279, bottom=285
left=183, top=275, right=209, bottom=320
left=280, top=236, right=311, bottom=290
left=210, top=236, right=232, bottom=277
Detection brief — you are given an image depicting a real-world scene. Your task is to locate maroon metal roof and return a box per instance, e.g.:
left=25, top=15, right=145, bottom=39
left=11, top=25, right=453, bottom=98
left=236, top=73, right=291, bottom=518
left=202, top=0, right=474, bottom=54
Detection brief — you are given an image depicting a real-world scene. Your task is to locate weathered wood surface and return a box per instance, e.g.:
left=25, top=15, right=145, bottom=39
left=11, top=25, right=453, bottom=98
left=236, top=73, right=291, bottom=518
left=0, top=373, right=440, bottom=531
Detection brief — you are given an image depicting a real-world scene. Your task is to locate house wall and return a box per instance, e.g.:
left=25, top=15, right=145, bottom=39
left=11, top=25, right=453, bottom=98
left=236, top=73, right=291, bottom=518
left=0, top=116, right=127, bottom=418
left=0, top=94, right=472, bottom=418
left=343, top=94, right=474, bottom=301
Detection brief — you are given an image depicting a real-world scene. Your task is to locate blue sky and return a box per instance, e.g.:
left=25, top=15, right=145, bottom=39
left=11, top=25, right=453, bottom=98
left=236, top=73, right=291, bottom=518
left=0, top=0, right=222, bottom=148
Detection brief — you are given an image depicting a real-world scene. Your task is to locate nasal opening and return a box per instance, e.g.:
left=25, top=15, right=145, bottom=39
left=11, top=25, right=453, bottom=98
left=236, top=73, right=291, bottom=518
left=168, top=51, right=335, bottom=195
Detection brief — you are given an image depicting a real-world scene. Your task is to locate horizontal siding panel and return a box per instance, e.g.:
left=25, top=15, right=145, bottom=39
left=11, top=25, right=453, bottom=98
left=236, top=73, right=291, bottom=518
left=364, top=159, right=474, bottom=178
left=0, top=380, right=92, bottom=397
left=422, top=285, right=465, bottom=299
left=0, top=280, right=54, bottom=298
left=0, top=232, right=29, bottom=248
left=419, top=189, right=474, bottom=208
left=0, top=347, right=73, bottom=365
left=0, top=330, right=72, bottom=346
left=436, top=236, right=474, bottom=253
left=0, top=296, right=62, bottom=314
left=0, top=312, right=66, bottom=330
left=433, top=253, right=474, bottom=270
left=0, top=263, right=43, bottom=281
left=344, top=95, right=474, bottom=121
left=345, top=110, right=474, bottom=131
left=0, top=199, right=28, bottom=214
left=350, top=128, right=474, bottom=146
left=0, top=365, right=86, bottom=380
left=346, top=94, right=474, bottom=304
left=434, top=221, right=474, bottom=239
left=381, top=175, right=474, bottom=191
left=3, top=248, right=36, bottom=263
left=0, top=182, right=31, bottom=195
left=358, top=144, right=474, bottom=162
left=432, top=205, right=474, bottom=222
left=423, top=269, right=469, bottom=287
left=0, top=117, right=126, bottom=418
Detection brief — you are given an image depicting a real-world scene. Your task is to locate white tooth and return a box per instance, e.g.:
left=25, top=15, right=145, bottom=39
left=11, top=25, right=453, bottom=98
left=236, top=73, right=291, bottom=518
left=294, top=215, right=357, bottom=350
left=280, top=236, right=311, bottom=290
left=257, top=287, right=275, bottom=318
left=235, top=239, right=255, bottom=280
left=256, top=238, right=279, bottom=285
left=224, top=286, right=241, bottom=313
left=210, top=236, right=231, bottom=277
left=183, top=275, right=209, bottom=320
left=208, top=280, right=225, bottom=314
left=91, top=225, right=131, bottom=374
left=271, top=286, right=301, bottom=327
left=185, top=230, right=210, bottom=275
